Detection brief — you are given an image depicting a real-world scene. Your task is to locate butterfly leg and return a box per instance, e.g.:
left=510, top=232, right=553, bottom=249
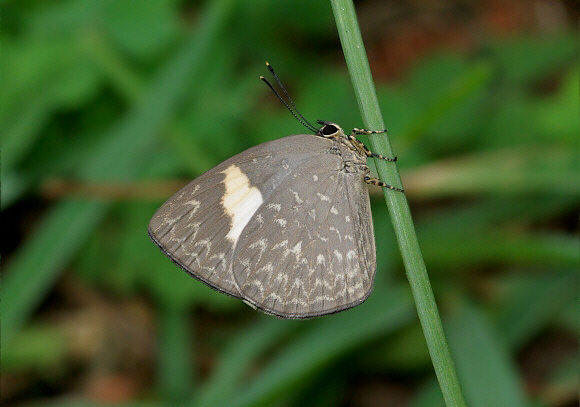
left=350, top=128, right=397, bottom=162
left=364, top=175, right=404, bottom=192
left=351, top=128, right=404, bottom=192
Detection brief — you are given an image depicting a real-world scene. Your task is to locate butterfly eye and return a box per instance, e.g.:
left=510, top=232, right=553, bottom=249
left=321, top=124, right=339, bottom=136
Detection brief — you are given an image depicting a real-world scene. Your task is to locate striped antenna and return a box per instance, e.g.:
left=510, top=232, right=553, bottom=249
left=260, top=62, right=318, bottom=133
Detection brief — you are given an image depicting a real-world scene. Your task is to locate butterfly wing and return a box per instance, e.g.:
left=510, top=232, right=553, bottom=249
left=231, top=151, right=376, bottom=318
left=148, top=134, right=339, bottom=299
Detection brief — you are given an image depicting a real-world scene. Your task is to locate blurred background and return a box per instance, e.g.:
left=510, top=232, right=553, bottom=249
left=2, top=0, right=578, bottom=406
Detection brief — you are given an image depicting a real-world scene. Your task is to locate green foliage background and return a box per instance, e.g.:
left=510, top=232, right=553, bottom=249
left=2, top=1, right=578, bottom=406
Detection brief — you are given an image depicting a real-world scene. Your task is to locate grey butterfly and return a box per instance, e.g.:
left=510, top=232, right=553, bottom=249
left=148, top=64, right=403, bottom=318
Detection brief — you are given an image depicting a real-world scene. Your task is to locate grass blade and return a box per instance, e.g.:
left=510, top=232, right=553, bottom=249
left=329, top=1, right=467, bottom=405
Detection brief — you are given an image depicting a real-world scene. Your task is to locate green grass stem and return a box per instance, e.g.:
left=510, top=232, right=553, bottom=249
left=330, top=1, right=467, bottom=406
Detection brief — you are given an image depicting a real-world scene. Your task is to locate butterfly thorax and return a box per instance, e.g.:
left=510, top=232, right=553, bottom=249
left=317, top=122, right=368, bottom=169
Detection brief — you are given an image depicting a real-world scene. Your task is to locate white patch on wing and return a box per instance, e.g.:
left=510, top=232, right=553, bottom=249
left=221, top=164, right=264, bottom=243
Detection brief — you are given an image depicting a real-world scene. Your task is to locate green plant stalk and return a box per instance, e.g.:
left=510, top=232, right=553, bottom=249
left=330, top=1, right=467, bottom=406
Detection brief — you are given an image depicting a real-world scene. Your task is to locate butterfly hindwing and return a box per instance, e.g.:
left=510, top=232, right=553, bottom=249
left=231, top=152, right=376, bottom=318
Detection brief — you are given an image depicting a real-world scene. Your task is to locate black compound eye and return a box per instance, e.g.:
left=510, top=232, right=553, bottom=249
left=322, top=124, right=338, bottom=135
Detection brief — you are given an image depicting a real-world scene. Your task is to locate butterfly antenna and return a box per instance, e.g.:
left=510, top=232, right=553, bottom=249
left=260, top=76, right=317, bottom=133
left=261, top=62, right=318, bottom=133
left=265, top=62, right=317, bottom=131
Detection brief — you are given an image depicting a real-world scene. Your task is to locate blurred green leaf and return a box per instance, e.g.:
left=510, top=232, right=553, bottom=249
left=192, top=318, right=299, bottom=407
left=224, top=287, right=413, bottom=407
left=490, top=32, right=578, bottom=85
left=158, top=305, right=196, bottom=404
left=494, top=272, right=578, bottom=350
left=1, top=324, right=68, bottom=371
left=445, top=299, right=529, bottom=407
left=103, top=0, right=180, bottom=60
left=2, top=200, right=108, bottom=346
left=2, top=0, right=238, bottom=346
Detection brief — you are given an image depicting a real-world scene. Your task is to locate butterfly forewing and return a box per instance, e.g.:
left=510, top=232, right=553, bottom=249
left=148, top=167, right=242, bottom=297
left=149, top=135, right=338, bottom=299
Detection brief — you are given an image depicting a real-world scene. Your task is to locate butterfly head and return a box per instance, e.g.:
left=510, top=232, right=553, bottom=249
left=316, top=121, right=346, bottom=140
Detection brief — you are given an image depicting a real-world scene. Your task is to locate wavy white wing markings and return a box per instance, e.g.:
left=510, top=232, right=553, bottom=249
left=148, top=134, right=334, bottom=299
left=231, top=153, right=376, bottom=318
